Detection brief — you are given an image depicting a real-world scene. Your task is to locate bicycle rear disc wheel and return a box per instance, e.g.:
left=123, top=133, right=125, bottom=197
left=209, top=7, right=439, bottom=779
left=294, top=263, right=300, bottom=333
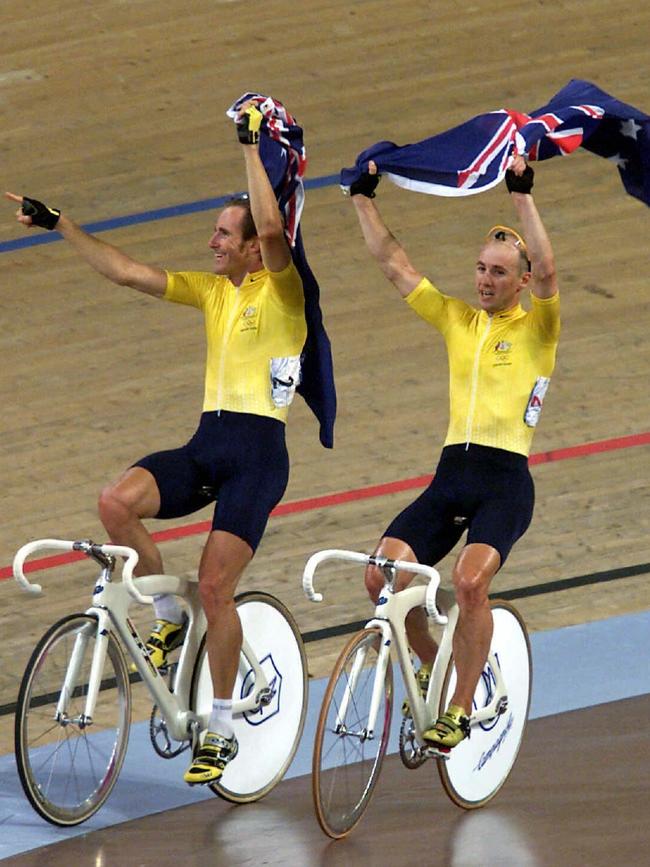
left=437, top=601, right=532, bottom=809
left=190, top=591, right=308, bottom=803
left=313, top=627, right=393, bottom=839
left=15, top=613, right=131, bottom=826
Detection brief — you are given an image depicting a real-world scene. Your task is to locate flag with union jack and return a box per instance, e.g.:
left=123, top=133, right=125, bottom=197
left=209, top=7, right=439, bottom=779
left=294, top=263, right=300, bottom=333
left=227, top=93, right=336, bottom=449
left=340, top=79, right=650, bottom=206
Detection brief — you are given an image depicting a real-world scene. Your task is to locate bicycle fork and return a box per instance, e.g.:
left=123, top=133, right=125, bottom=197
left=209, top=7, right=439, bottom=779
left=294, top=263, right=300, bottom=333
left=56, top=611, right=112, bottom=727
left=336, top=627, right=391, bottom=741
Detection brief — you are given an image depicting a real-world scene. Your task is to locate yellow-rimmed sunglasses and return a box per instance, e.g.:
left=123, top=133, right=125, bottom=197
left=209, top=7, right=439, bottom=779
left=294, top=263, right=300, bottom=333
left=486, top=225, right=531, bottom=272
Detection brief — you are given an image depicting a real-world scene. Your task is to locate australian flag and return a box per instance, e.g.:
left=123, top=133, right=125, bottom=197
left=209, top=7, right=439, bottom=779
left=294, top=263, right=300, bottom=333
left=227, top=94, right=337, bottom=449
left=340, top=79, right=650, bottom=206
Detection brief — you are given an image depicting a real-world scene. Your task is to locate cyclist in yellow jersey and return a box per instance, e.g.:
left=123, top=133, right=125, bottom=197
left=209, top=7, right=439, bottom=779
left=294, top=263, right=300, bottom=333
left=6, top=103, right=307, bottom=783
left=348, top=155, right=559, bottom=751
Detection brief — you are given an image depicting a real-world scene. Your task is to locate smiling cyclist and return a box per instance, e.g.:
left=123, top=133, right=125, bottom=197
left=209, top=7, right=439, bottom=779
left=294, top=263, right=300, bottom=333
left=348, top=155, right=559, bottom=751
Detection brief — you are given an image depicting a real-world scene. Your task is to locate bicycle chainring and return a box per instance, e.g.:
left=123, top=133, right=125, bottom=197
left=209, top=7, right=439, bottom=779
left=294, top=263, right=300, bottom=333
left=149, top=704, right=191, bottom=759
left=399, top=715, right=427, bottom=769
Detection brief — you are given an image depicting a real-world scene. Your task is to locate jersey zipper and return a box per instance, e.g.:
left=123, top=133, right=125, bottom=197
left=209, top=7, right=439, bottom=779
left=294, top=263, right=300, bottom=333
left=215, top=287, right=242, bottom=412
left=464, top=315, right=492, bottom=449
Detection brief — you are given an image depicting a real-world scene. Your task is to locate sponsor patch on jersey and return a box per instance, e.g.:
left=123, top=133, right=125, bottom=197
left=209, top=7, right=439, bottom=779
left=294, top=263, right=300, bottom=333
left=239, top=305, right=258, bottom=333
left=524, top=376, right=551, bottom=427
left=493, top=339, right=513, bottom=366
left=270, top=355, right=301, bottom=407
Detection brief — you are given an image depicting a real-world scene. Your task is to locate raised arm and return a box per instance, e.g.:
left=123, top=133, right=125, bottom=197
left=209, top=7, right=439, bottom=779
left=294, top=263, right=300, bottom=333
left=4, top=192, right=167, bottom=297
left=236, top=105, right=291, bottom=274
left=349, top=165, right=423, bottom=298
left=505, top=159, right=558, bottom=299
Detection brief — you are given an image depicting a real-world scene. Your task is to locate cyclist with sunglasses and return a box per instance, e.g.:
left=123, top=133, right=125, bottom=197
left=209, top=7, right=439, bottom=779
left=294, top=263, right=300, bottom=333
left=348, top=155, right=559, bottom=751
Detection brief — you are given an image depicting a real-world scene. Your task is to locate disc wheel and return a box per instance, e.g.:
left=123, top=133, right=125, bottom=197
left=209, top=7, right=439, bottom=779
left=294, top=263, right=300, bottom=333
left=189, top=591, right=308, bottom=803
left=437, top=601, right=532, bottom=809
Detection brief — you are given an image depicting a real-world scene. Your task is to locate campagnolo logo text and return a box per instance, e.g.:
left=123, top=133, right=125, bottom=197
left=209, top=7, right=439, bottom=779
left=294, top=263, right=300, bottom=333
left=473, top=712, right=514, bottom=771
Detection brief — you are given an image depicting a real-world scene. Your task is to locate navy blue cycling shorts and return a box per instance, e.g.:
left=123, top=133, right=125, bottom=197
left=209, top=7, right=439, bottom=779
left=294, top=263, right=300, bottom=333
left=133, top=411, right=289, bottom=552
left=384, top=443, right=534, bottom=568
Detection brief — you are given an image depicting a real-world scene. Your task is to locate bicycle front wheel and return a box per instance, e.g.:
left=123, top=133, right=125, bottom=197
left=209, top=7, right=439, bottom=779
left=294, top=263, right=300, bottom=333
left=313, top=627, right=393, bottom=839
left=437, top=601, right=532, bottom=809
left=190, top=591, right=308, bottom=804
left=15, top=613, right=131, bottom=826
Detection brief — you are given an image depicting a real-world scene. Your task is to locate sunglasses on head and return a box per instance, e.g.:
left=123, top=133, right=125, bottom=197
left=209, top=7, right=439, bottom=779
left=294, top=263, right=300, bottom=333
left=486, top=225, right=531, bottom=272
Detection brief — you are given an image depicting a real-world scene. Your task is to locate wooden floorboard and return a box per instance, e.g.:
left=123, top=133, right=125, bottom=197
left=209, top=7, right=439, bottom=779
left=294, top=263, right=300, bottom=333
left=1, top=0, right=649, bottom=788
left=4, top=695, right=649, bottom=866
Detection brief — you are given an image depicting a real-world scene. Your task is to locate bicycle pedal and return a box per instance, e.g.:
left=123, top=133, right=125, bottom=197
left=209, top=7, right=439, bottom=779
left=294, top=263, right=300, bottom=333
left=425, top=745, right=451, bottom=761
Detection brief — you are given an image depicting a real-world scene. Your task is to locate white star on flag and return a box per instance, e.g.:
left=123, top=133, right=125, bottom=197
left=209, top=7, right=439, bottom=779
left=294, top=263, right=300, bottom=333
left=620, top=118, right=642, bottom=139
left=341, top=79, right=650, bottom=208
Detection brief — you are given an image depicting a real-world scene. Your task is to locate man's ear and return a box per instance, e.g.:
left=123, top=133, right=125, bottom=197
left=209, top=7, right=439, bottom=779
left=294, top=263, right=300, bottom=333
left=519, top=270, right=532, bottom=289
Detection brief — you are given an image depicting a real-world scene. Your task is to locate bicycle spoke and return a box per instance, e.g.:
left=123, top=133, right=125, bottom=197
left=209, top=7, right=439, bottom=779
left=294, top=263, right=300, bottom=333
left=15, top=615, right=131, bottom=825
left=313, top=628, right=392, bottom=838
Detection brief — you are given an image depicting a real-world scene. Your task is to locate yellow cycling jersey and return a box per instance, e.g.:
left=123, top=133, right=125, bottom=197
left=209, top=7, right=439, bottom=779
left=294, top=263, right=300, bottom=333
left=406, top=277, right=560, bottom=457
left=164, top=261, right=307, bottom=422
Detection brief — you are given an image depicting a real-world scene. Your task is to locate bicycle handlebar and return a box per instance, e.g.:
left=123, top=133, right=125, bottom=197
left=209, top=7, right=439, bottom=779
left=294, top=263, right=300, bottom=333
left=302, top=548, right=447, bottom=625
left=12, top=539, right=146, bottom=604
left=12, top=539, right=73, bottom=595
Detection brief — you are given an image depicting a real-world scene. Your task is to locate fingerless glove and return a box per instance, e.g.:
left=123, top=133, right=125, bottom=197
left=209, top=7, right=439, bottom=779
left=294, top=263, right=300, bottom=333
left=21, top=196, right=61, bottom=230
left=505, top=165, right=534, bottom=195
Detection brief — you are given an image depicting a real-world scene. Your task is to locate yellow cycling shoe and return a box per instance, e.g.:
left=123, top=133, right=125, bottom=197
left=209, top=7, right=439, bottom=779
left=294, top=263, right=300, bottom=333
left=145, top=617, right=188, bottom=670
left=423, top=704, right=470, bottom=751
left=184, top=732, right=239, bottom=785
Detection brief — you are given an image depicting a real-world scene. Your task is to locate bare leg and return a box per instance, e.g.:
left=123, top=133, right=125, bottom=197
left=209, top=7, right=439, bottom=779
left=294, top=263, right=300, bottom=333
left=449, top=542, right=500, bottom=713
left=97, top=466, right=163, bottom=575
left=198, top=530, right=253, bottom=699
left=365, top=536, right=438, bottom=665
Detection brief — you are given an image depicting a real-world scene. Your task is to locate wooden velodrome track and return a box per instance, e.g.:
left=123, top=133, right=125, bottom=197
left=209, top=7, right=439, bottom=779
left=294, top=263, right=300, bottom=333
left=0, top=0, right=649, bottom=861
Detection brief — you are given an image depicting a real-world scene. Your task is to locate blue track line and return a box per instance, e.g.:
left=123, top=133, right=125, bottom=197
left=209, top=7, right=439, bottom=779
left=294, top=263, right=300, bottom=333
left=0, top=173, right=340, bottom=254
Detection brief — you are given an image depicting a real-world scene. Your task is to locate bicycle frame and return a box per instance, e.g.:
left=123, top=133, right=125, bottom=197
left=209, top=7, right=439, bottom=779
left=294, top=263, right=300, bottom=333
left=14, top=540, right=273, bottom=744
left=303, top=549, right=509, bottom=745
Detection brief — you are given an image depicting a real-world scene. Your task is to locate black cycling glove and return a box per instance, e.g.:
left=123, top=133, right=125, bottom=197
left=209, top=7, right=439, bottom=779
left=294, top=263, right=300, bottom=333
left=505, top=165, right=534, bottom=195
left=21, top=196, right=61, bottom=230
left=236, top=105, right=263, bottom=145
left=348, top=171, right=381, bottom=198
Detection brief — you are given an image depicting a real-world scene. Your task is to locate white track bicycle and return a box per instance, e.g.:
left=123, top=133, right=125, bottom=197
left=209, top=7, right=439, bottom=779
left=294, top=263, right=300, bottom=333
left=13, top=538, right=308, bottom=826
left=302, top=549, right=532, bottom=838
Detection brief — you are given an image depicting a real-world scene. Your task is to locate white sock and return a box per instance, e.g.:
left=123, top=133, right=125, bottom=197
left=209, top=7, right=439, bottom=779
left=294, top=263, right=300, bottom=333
left=153, top=594, right=184, bottom=624
left=208, top=699, right=234, bottom=739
